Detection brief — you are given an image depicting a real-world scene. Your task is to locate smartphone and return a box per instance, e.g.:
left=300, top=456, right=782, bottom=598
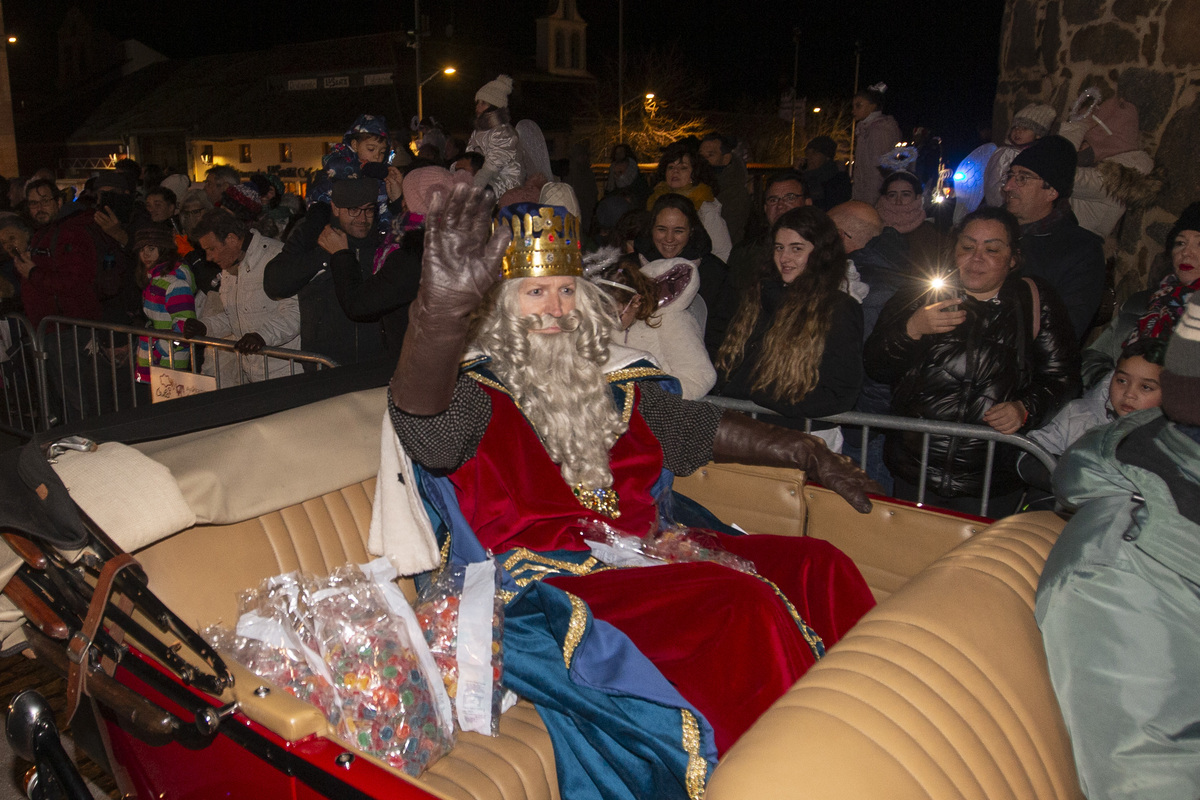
left=929, top=275, right=960, bottom=312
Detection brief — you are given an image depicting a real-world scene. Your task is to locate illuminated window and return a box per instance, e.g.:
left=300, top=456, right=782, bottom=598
left=239, top=144, right=252, bottom=163
left=279, top=143, right=292, bottom=163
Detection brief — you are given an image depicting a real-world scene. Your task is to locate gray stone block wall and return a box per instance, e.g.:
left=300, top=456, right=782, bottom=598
left=994, top=0, right=1200, bottom=302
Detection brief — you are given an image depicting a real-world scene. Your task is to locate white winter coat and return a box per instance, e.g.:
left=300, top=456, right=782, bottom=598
left=200, top=231, right=300, bottom=383
left=467, top=124, right=525, bottom=197
left=1059, top=118, right=1155, bottom=240
left=614, top=257, right=716, bottom=400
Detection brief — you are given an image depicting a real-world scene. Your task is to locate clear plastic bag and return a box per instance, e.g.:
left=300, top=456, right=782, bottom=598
left=202, top=623, right=341, bottom=723
left=582, top=518, right=757, bottom=575
left=306, top=564, right=454, bottom=776
left=413, top=560, right=504, bottom=736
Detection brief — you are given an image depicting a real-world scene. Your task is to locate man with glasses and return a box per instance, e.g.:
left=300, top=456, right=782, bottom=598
left=724, top=171, right=811, bottom=293
left=263, top=177, right=386, bottom=366
left=1003, top=134, right=1105, bottom=341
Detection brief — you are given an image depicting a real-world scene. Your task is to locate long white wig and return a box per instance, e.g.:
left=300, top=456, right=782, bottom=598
left=474, top=278, right=626, bottom=489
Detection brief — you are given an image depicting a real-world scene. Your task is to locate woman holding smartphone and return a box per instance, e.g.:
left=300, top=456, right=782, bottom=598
left=864, top=206, right=1079, bottom=514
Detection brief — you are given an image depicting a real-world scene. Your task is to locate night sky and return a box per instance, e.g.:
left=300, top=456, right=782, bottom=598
left=4, top=0, right=1007, bottom=161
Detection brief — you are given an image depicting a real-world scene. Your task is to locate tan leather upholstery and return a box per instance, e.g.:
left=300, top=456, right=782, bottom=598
left=136, top=477, right=562, bottom=800
left=673, top=464, right=807, bottom=537
left=131, top=419, right=1078, bottom=800
left=804, top=485, right=986, bottom=601
left=706, top=511, right=1082, bottom=800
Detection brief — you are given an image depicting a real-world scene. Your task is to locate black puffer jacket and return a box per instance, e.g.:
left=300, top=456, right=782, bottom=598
left=864, top=274, right=1080, bottom=497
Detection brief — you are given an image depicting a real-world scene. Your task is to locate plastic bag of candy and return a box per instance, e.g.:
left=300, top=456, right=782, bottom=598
left=414, top=560, right=504, bottom=736
left=202, top=572, right=341, bottom=723
left=202, top=622, right=341, bottom=724
left=582, top=518, right=757, bottom=575
left=306, top=564, right=454, bottom=776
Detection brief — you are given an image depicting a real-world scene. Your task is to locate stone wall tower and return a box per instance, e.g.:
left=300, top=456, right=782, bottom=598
left=995, top=0, right=1200, bottom=301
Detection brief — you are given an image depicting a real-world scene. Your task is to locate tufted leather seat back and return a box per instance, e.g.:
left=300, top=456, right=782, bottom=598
left=705, top=511, right=1083, bottom=800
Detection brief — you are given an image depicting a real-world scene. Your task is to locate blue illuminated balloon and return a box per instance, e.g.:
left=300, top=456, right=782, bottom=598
left=952, top=143, right=997, bottom=222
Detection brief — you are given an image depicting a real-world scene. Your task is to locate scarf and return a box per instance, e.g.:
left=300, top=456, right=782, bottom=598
left=1128, top=273, right=1198, bottom=344
left=875, top=193, right=927, bottom=234
left=645, top=181, right=715, bottom=212
left=373, top=216, right=425, bottom=274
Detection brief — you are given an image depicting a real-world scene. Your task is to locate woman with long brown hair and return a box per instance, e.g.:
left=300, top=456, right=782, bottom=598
left=712, top=206, right=863, bottom=444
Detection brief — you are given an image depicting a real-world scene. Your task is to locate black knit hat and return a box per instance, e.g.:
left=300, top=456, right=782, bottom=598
left=1011, top=135, right=1077, bottom=199
left=1166, top=202, right=1200, bottom=249
left=1161, top=292, right=1200, bottom=426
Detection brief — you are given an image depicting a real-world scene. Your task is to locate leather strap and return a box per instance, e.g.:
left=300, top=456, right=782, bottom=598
left=65, top=553, right=138, bottom=723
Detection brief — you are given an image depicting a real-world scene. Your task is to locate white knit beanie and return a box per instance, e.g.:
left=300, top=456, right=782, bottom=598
left=476, top=75, right=513, bottom=109
left=1012, top=103, right=1057, bottom=138
left=539, top=182, right=580, bottom=219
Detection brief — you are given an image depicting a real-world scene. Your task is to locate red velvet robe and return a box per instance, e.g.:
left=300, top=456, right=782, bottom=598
left=449, top=380, right=875, bottom=753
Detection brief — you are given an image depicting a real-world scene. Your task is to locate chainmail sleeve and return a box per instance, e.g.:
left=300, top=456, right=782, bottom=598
left=388, top=374, right=492, bottom=472
left=637, top=382, right=724, bottom=476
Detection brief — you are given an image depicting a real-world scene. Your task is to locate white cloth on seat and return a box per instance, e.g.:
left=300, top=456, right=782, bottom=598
left=368, top=411, right=441, bottom=576
left=52, top=442, right=196, bottom=552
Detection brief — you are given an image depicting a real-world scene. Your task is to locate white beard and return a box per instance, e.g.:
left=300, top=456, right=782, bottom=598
left=484, top=312, right=627, bottom=490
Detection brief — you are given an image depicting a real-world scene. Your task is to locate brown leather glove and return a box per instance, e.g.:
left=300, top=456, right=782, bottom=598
left=711, top=411, right=882, bottom=514
left=390, top=183, right=511, bottom=416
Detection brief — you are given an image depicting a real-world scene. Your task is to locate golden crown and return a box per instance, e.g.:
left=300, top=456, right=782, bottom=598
left=500, top=206, right=583, bottom=280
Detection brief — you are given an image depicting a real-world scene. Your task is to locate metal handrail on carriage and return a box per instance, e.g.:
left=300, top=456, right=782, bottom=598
left=703, top=396, right=1058, bottom=518
left=0, top=313, right=45, bottom=436
left=34, top=316, right=340, bottom=428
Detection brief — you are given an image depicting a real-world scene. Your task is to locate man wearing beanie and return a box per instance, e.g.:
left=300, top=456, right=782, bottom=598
left=1004, top=134, right=1106, bottom=340
left=983, top=102, right=1055, bottom=207
left=1036, top=292, right=1200, bottom=799
left=466, top=74, right=525, bottom=196
left=262, top=176, right=386, bottom=367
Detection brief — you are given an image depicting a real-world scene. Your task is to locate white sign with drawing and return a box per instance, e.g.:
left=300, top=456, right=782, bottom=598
left=150, top=367, right=217, bottom=403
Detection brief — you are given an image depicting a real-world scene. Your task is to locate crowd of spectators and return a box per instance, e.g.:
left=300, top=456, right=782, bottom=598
left=0, top=77, right=1193, bottom=518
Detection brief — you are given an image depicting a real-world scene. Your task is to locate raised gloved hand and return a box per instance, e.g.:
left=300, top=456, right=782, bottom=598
left=390, top=183, right=511, bottom=416
left=711, top=412, right=882, bottom=514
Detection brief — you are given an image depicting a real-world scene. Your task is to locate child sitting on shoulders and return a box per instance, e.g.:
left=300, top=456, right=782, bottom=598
left=308, top=113, right=404, bottom=234
left=983, top=103, right=1056, bottom=208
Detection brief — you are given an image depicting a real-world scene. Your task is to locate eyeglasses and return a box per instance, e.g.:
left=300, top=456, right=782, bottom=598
left=345, top=205, right=376, bottom=218
left=765, top=193, right=802, bottom=206
left=1003, top=170, right=1038, bottom=187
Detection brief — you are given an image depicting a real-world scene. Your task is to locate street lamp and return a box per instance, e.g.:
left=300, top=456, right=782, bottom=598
left=417, top=67, right=455, bottom=121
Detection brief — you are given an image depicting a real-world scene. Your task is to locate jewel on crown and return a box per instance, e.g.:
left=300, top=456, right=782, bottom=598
left=501, top=205, right=583, bottom=280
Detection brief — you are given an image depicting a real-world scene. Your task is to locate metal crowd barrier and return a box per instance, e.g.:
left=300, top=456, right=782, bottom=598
left=0, top=313, right=44, bottom=436
left=703, top=396, right=1058, bottom=518
left=7, top=316, right=340, bottom=430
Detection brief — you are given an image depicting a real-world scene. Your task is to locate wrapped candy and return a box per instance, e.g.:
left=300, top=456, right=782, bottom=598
left=414, top=560, right=504, bottom=736
left=582, top=518, right=757, bottom=576
left=306, top=565, right=454, bottom=775
left=205, top=565, right=453, bottom=778
left=201, top=624, right=341, bottom=723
